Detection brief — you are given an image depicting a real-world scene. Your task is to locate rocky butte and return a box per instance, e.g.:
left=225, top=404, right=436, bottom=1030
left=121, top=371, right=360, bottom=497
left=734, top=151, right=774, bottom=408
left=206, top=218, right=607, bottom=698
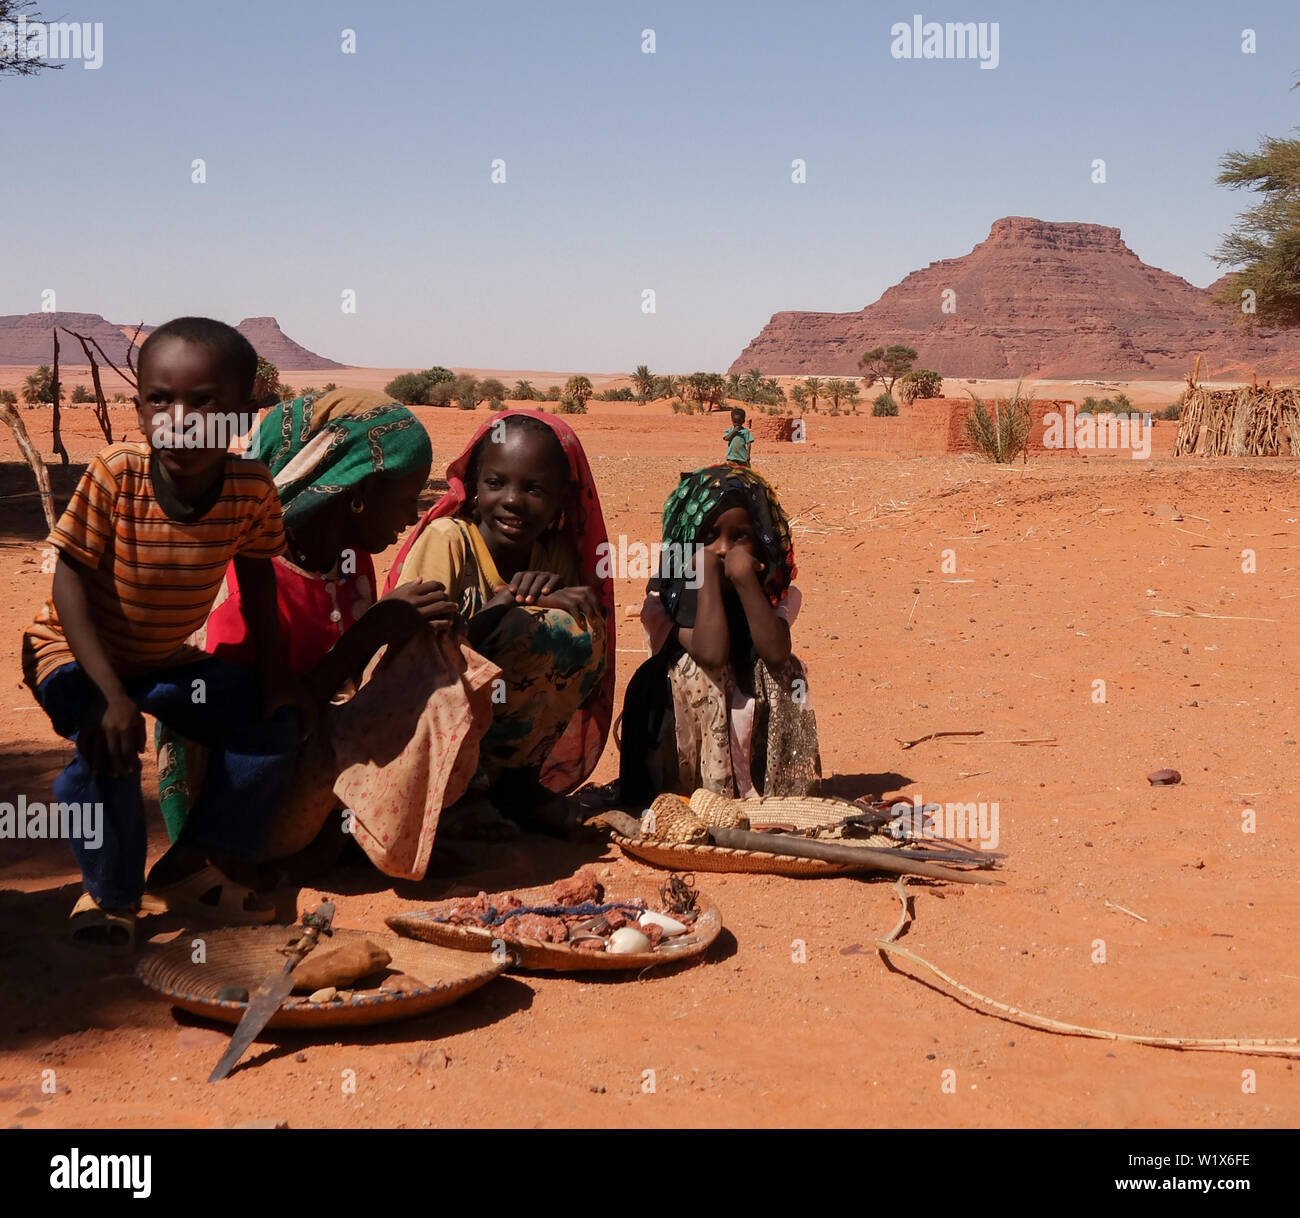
left=0, top=313, right=344, bottom=370
left=730, top=217, right=1300, bottom=379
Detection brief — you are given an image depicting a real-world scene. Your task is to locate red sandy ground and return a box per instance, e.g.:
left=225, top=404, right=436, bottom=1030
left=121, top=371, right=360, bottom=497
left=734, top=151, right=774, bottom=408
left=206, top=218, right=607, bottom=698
left=1, top=392, right=1298, bottom=1129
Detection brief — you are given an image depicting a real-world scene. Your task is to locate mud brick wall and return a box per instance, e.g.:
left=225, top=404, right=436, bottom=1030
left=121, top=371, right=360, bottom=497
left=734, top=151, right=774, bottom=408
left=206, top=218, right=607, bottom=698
left=904, top=397, right=1080, bottom=456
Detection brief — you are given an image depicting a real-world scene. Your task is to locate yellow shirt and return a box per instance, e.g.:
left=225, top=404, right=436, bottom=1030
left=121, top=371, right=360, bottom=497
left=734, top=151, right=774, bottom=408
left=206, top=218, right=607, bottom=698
left=398, top=516, right=577, bottom=617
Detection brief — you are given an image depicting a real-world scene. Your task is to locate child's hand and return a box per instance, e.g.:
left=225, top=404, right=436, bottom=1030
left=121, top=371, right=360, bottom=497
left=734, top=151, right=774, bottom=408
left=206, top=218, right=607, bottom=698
left=723, top=546, right=763, bottom=585
left=536, top=585, right=602, bottom=621
left=506, top=570, right=565, bottom=604
left=381, top=579, right=461, bottom=629
left=91, top=694, right=146, bottom=776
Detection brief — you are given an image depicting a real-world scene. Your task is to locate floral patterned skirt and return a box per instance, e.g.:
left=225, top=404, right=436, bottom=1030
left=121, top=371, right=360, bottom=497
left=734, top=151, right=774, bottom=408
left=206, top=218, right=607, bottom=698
left=158, top=604, right=607, bottom=880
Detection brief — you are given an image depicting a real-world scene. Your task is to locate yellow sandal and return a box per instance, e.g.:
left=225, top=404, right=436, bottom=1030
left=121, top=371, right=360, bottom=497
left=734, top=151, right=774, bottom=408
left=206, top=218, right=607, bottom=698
left=140, top=863, right=276, bottom=925
left=68, top=891, right=137, bottom=950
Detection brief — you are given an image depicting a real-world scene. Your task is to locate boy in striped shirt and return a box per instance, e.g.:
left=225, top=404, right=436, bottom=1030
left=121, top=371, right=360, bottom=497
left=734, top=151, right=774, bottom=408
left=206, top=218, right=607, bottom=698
left=22, top=317, right=307, bottom=947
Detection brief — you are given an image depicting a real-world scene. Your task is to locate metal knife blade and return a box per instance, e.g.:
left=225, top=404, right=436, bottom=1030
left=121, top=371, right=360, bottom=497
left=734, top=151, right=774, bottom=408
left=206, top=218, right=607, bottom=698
left=207, top=901, right=335, bottom=1083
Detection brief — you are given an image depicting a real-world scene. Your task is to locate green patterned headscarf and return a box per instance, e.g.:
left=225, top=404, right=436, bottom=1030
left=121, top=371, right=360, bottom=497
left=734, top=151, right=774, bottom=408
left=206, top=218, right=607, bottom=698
left=654, top=463, right=796, bottom=626
left=252, top=389, right=432, bottom=529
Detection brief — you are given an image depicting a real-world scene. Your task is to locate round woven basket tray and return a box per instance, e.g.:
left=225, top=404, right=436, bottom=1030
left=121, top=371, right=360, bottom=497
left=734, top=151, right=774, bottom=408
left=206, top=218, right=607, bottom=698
left=386, top=882, right=722, bottom=972
left=613, top=792, right=902, bottom=877
left=136, top=925, right=506, bottom=1029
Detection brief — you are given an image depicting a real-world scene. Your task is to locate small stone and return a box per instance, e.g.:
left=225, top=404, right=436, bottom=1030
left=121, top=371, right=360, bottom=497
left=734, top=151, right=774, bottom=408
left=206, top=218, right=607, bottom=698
left=1147, top=768, right=1181, bottom=786
left=1181, top=645, right=1190, bottom=654
left=380, top=974, right=424, bottom=994
left=308, top=987, right=337, bottom=1004
left=589, top=1084, right=606, bottom=1094
left=294, top=1052, right=307, bottom=1064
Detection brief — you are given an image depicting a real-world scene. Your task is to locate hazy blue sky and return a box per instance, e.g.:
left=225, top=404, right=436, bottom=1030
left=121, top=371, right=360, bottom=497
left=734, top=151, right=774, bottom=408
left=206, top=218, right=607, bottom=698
left=2, top=0, right=1295, bottom=370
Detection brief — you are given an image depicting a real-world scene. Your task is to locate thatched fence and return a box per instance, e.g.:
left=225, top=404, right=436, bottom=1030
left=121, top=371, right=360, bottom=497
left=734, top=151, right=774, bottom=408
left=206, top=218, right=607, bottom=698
left=1175, top=384, right=1300, bottom=457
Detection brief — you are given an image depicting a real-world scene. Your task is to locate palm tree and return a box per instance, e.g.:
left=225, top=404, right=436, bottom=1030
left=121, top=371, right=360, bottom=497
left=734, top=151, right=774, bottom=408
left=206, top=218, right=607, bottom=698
left=564, top=375, right=593, bottom=408
left=804, top=377, right=823, bottom=413
left=790, top=383, right=808, bottom=415
left=761, top=377, right=786, bottom=404
left=22, top=366, right=61, bottom=405
left=512, top=380, right=536, bottom=400
left=632, top=365, right=654, bottom=401
left=740, top=368, right=764, bottom=402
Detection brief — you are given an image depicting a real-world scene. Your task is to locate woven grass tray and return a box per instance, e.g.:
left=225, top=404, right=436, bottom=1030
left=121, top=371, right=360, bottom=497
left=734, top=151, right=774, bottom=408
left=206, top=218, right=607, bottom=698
left=386, top=882, right=721, bottom=972
left=136, top=925, right=506, bottom=1029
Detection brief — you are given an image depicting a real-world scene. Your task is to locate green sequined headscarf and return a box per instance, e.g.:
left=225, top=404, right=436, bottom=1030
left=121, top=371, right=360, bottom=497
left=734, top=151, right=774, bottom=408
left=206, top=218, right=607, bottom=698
left=251, top=389, right=432, bottom=531
left=654, top=463, right=796, bottom=626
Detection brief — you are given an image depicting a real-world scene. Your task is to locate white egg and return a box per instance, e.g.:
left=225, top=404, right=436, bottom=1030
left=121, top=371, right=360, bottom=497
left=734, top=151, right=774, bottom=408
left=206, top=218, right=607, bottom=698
left=639, top=911, right=688, bottom=937
left=606, top=927, right=652, bottom=954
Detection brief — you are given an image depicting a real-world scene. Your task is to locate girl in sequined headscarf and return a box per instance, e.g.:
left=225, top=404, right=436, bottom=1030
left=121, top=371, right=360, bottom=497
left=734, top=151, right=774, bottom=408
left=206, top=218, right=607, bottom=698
left=620, top=464, right=820, bottom=803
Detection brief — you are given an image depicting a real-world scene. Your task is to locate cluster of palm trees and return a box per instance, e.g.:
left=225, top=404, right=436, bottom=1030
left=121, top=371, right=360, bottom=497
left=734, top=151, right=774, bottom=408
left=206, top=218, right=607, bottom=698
left=789, top=376, right=861, bottom=414
left=628, top=366, right=786, bottom=411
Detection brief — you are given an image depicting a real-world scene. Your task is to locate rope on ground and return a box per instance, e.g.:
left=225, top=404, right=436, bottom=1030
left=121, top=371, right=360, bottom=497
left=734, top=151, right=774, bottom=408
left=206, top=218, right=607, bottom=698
left=876, top=939, right=1300, bottom=1058
left=874, top=881, right=1300, bottom=1059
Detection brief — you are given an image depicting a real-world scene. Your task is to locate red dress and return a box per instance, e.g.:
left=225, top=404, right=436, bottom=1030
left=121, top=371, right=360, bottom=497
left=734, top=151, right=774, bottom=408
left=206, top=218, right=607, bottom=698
left=203, top=553, right=377, bottom=676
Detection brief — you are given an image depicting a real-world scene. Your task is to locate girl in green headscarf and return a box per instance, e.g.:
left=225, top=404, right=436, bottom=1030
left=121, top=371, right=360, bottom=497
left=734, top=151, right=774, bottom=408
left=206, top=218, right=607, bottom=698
left=155, top=390, right=469, bottom=882
left=619, top=464, right=820, bottom=805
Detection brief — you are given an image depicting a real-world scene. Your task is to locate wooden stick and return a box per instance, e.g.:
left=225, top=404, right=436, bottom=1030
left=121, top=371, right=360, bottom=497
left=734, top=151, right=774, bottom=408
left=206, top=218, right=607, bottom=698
left=709, top=826, right=1001, bottom=884
left=1105, top=899, right=1148, bottom=923
left=66, top=330, right=114, bottom=444
left=0, top=403, right=56, bottom=531
left=950, top=736, right=1057, bottom=746
left=895, top=729, right=984, bottom=749
left=50, top=328, right=68, bottom=466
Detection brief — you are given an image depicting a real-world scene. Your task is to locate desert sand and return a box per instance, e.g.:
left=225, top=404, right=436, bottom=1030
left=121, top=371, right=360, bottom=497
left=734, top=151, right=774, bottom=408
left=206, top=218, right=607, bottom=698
left=1, top=383, right=1297, bottom=1129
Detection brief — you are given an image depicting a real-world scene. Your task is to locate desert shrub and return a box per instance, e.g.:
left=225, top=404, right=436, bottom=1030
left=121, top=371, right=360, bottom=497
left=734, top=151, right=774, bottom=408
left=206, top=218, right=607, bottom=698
left=872, top=393, right=898, bottom=417
left=1154, top=401, right=1182, bottom=420
left=512, top=380, right=538, bottom=400
left=385, top=372, right=428, bottom=404
left=70, top=384, right=95, bottom=404
left=278, top=385, right=297, bottom=402
left=597, top=387, right=635, bottom=401
left=0, top=388, right=17, bottom=405
left=452, top=375, right=480, bottom=409
left=384, top=367, right=454, bottom=405
left=964, top=383, right=1033, bottom=462
left=298, top=386, right=320, bottom=399
left=478, top=378, right=507, bottom=404
left=670, top=397, right=694, bottom=414
left=321, top=382, right=338, bottom=394
left=897, top=369, right=943, bottom=405
left=489, top=397, right=503, bottom=411
left=544, top=386, right=562, bottom=401
left=557, top=394, right=587, bottom=414
left=111, top=392, right=127, bottom=403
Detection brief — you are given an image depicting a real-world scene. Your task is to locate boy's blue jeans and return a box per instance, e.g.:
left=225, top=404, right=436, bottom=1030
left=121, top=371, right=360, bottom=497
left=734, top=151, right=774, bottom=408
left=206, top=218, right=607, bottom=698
left=33, top=658, right=301, bottom=909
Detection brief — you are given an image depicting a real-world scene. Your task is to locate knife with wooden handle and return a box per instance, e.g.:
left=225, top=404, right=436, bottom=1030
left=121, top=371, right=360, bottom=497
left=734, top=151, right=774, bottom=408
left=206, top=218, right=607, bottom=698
left=208, top=901, right=335, bottom=1083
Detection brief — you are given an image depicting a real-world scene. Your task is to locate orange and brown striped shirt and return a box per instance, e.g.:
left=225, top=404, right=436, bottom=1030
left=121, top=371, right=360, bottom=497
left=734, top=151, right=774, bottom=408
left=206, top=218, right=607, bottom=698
left=22, top=443, right=286, bottom=689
